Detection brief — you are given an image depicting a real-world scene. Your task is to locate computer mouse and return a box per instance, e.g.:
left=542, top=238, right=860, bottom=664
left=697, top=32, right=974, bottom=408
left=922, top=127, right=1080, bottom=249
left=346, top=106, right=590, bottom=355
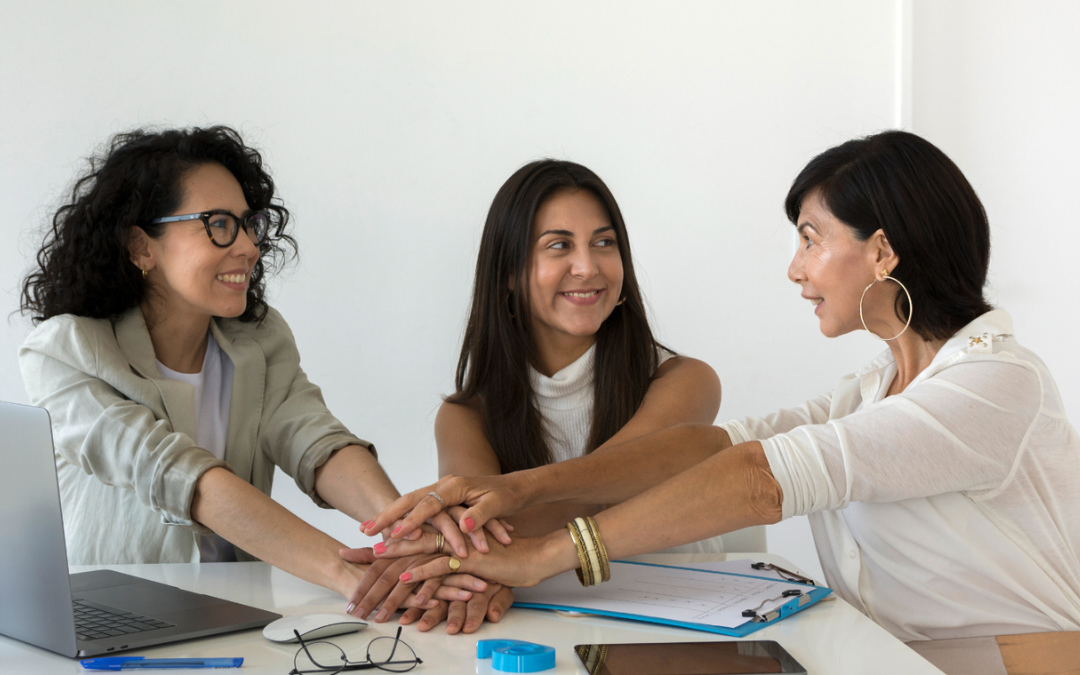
left=262, top=612, right=369, bottom=643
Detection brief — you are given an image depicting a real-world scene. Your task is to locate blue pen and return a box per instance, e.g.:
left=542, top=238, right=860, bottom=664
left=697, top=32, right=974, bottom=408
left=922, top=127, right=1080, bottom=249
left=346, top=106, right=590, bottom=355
left=81, top=656, right=243, bottom=670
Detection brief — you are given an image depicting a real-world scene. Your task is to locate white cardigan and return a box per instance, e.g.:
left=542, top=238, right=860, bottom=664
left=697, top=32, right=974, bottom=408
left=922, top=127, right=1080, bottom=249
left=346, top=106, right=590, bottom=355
left=722, top=309, right=1080, bottom=641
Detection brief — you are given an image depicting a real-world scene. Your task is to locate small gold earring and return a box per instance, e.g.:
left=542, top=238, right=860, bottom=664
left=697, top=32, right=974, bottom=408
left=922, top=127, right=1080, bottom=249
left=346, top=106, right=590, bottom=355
left=142, top=268, right=148, bottom=280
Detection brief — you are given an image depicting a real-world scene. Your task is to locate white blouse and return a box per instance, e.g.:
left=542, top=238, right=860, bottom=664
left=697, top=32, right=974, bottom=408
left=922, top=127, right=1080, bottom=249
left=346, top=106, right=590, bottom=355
left=531, top=345, right=725, bottom=554
left=722, top=309, right=1080, bottom=641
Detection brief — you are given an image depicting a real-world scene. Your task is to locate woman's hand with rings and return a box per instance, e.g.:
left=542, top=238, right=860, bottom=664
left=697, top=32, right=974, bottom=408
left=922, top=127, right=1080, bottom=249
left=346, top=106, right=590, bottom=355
left=365, top=508, right=473, bottom=558
left=339, top=551, right=489, bottom=622
left=394, top=535, right=557, bottom=590
left=361, top=474, right=529, bottom=544
left=366, top=520, right=509, bottom=560
left=409, top=505, right=511, bottom=556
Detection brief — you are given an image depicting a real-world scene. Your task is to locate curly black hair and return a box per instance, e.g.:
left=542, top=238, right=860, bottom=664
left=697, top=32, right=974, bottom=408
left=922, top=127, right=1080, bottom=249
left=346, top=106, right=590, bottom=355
left=21, top=126, right=296, bottom=324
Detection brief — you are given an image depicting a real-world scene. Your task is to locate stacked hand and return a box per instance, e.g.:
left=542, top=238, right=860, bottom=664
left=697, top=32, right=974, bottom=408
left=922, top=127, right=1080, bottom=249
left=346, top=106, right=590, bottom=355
left=341, top=481, right=528, bottom=633
left=362, top=473, right=531, bottom=543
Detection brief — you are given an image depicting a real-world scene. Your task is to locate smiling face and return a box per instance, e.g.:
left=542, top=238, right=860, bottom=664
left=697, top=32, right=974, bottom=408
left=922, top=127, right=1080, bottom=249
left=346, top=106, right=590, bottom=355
left=788, top=189, right=890, bottom=338
left=133, top=162, right=260, bottom=325
left=525, top=189, right=624, bottom=367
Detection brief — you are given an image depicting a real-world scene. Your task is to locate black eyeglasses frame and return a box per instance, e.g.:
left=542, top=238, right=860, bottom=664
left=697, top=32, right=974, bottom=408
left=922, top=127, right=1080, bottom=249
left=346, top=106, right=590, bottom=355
left=149, top=209, right=271, bottom=248
left=288, top=625, right=421, bottom=674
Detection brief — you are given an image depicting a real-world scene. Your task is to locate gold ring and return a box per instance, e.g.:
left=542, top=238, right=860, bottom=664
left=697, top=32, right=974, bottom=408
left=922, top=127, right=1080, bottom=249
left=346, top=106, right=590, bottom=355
left=447, top=557, right=461, bottom=572
left=435, top=532, right=444, bottom=554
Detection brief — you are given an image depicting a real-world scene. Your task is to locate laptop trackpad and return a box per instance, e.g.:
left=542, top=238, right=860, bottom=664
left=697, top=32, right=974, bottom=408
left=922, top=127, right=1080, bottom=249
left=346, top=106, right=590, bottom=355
left=72, top=570, right=222, bottom=616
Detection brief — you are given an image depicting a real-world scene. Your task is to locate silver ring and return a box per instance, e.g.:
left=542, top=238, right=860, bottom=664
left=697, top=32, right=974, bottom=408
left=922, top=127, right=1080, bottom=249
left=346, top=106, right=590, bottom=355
left=427, top=491, right=445, bottom=508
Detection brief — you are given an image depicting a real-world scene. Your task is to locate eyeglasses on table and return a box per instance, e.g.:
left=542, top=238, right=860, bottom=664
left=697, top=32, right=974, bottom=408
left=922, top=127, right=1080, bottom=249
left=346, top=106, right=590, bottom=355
left=289, top=625, right=421, bottom=674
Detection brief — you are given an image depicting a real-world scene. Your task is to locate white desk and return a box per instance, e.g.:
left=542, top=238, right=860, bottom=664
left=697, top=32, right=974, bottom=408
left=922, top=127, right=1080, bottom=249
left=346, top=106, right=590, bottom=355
left=1, top=553, right=943, bottom=674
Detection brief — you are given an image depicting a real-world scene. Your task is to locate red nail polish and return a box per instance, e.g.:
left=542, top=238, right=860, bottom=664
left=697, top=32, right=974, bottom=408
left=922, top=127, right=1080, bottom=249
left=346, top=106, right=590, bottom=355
left=399, top=572, right=412, bottom=582
left=374, top=542, right=387, bottom=554
left=464, top=518, right=475, bottom=532
left=362, top=520, right=374, bottom=529
left=392, top=526, right=402, bottom=534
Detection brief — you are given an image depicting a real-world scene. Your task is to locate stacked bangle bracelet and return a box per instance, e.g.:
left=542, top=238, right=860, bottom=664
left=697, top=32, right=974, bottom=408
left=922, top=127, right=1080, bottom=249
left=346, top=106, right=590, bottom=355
left=565, top=516, right=611, bottom=586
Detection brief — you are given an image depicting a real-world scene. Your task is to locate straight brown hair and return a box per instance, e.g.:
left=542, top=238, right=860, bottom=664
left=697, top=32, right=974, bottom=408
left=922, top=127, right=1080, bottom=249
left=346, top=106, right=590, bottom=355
left=449, top=160, right=661, bottom=473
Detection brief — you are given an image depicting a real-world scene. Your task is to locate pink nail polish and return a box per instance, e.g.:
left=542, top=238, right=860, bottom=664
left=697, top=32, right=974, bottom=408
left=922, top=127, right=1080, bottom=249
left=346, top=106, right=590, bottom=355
left=362, top=520, right=374, bottom=529
left=400, top=572, right=412, bottom=582
left=374, top=542, right=387, bottom=554
left=464, top=518, right=475, bottom=532
left=393, top=526, right=402, bottom=535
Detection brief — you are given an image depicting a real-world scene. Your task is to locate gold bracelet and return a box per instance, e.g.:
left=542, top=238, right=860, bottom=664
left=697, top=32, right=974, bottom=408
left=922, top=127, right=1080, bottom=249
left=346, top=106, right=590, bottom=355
left=573, top=517, right=602, bottom=585
left=566, top=521, right=595, bottom=586
left=583, top=516, right=611, bottom=583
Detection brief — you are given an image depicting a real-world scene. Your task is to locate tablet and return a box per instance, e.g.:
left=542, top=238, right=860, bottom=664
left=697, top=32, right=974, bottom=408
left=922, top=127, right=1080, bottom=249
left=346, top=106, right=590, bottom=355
left=574, top=640, right=807, bottom=675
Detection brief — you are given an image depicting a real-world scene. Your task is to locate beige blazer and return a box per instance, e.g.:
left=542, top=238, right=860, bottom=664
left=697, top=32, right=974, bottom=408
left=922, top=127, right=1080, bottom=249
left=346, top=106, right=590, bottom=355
left=19, top=306, right=370, bottom=564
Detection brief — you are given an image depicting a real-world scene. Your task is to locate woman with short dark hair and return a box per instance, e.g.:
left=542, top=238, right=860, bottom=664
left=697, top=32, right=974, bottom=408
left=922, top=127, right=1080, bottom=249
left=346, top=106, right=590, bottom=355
left=367, top=132, right=1080, bottom=646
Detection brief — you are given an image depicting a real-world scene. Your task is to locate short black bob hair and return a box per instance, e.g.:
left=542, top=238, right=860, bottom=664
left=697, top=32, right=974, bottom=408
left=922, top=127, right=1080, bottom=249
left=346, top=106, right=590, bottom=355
left=785, top=130, right=992, bottom=341
left=21, top=125, right=295, bottom=324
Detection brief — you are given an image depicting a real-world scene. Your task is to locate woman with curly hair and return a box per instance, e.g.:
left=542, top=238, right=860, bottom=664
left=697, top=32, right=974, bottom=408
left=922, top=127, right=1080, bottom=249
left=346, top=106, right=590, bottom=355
left=18, top=127, right=480, bottom=616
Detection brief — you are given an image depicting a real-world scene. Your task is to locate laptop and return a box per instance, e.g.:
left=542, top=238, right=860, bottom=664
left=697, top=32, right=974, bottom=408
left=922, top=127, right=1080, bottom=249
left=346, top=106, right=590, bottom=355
left=0, top=401, right=281, bottom=658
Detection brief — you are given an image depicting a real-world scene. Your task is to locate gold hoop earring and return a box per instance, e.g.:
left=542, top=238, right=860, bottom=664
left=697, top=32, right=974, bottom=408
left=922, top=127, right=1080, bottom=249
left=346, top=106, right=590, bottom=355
left=141, top=268, right=148, bottom=280
left=615, top=296, right=625, bottom=306
left=859, top=270, right=912, bottom=341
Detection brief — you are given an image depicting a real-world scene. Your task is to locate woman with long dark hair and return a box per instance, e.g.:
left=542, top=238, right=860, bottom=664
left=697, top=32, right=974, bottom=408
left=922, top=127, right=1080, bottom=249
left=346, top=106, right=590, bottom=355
left=367, top=133, right=1080, bottom=659
left=19, top=126, right=478, bottom=613
left=345, top=159, right=723, bottom=632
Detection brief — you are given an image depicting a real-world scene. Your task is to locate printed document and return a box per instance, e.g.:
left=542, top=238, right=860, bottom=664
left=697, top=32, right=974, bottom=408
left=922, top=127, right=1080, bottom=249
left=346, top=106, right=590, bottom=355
left=514, top=561, right=809, bottom=629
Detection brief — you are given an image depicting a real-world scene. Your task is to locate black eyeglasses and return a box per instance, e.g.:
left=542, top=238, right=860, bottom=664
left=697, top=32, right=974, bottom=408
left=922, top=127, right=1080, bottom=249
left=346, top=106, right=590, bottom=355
left=289, top=626, right=421, bottom=674
left=149, top=209, right=271, bottom=248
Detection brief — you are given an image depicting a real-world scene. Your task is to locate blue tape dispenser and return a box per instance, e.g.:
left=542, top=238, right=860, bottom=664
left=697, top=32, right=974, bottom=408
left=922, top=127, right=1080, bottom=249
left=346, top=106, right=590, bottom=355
left=477, top=639, right=556, bottom=672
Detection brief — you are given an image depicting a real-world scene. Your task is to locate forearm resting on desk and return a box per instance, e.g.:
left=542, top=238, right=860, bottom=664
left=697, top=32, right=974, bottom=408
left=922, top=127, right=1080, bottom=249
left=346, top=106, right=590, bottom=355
left=191, top=467, right=362, bottom=597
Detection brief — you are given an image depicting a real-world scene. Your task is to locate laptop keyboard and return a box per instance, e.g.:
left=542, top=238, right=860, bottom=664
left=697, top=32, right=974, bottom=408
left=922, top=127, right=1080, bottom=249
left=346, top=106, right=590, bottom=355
left=73, top=598, right=174, bottom=642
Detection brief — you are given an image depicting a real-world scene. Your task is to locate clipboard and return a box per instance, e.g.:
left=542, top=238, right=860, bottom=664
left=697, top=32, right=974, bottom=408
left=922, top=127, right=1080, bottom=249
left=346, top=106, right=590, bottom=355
left=513, top=560, right=832, bottom=637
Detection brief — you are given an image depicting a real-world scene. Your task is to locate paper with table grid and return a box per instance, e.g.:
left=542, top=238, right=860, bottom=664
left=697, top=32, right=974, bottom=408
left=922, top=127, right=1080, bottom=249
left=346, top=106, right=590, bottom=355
left=513, top=560, right=812, bottom=629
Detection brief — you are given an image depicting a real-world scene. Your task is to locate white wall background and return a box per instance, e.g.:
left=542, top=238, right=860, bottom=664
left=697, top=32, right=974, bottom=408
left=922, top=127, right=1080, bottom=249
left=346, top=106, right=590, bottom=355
left=1, top=1, right=1076, bottom=586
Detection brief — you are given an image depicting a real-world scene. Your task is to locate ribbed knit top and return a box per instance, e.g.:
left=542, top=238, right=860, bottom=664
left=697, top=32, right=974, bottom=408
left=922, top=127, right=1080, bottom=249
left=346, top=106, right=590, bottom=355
left=528, top=344, right=724, bottom=554
left=530, top=344, right=598, bottom=464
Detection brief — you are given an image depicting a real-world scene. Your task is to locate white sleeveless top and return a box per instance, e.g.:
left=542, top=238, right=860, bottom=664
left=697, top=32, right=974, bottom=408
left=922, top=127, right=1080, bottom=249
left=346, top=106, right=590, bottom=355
left=529, top=344, right=724, bottom=554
